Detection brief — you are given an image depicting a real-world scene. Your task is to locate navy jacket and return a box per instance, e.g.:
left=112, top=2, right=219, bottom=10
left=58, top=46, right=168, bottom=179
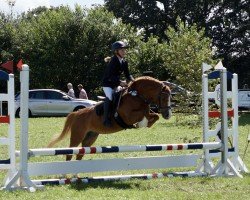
left=102, top=55, right=133, bottom=89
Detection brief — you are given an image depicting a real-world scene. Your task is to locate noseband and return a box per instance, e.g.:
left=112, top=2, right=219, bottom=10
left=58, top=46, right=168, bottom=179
left=128, top=84, right=171, bottom=113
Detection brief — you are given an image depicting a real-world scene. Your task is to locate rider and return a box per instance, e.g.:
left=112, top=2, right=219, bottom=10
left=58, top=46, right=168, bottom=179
left=102, top=41, right=134, bottom=127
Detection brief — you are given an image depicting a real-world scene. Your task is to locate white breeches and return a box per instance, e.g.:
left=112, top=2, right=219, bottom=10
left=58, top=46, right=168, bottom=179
left=103, top=86, right=123, bottom=100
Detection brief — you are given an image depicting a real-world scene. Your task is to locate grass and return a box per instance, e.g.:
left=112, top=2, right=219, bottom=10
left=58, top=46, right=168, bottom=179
left=0, top=113, right=249, bottom=199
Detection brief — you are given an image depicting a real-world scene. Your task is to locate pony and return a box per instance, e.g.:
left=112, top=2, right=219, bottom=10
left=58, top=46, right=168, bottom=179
left=48, top=76, right=171, bottom=161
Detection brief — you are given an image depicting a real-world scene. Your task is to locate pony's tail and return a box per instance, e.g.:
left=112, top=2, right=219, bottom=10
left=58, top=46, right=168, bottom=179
left=47, top=112, right=76, bottom=147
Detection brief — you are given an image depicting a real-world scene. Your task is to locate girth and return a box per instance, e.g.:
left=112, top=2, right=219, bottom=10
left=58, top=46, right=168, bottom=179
left=114, top=112, right=135, bottom=129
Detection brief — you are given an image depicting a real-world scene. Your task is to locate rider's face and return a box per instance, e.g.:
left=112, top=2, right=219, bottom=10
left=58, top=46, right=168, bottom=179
left=117, top=48, right=126, bottom=58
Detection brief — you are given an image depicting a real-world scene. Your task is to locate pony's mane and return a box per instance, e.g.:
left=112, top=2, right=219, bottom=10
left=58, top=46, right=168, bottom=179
left=128, top=76, right=162, bottom=88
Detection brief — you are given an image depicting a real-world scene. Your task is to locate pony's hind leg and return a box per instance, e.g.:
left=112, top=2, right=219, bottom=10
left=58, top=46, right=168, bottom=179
left=76, top=131, right=99, bottom=160
left=66, top=127, right=88, bottom=161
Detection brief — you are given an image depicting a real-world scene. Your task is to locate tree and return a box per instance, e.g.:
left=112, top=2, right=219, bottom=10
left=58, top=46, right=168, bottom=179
left=164, top=18, right=214, bottom=93
left=128, top=36, right=169, bottom=80
left=0, top=12, right=15, bottom=63
left=0, top=5, right=214, bottom=104
left=104, top=0, right=218, bottom=39
left=207, top=0, right=250, bottom=87
left=163, top=19, right=214, bottom=113
left=11, top=6, right=141, bottom=97
left=105, top=0, right=250, bottom=87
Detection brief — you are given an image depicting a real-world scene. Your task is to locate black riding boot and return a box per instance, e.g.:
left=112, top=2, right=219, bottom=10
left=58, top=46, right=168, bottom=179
left=103, top=97, right=112, bottom=127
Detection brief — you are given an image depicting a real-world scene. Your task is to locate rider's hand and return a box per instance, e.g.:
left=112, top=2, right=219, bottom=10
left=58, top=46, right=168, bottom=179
left=120, top=80, right=128, bottom=87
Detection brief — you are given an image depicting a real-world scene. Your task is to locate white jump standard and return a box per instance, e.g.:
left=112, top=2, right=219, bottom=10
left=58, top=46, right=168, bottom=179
left=1, top=63, right=248, bottom=191
left=0, top=70, right=16, bottom=187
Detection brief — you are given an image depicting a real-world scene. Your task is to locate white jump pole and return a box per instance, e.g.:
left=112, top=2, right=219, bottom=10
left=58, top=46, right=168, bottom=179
left=15, top=142, right=222, bottom=157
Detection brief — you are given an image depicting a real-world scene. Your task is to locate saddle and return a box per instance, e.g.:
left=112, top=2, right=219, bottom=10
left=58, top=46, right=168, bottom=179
left=95, top=90, right=123, bottom=116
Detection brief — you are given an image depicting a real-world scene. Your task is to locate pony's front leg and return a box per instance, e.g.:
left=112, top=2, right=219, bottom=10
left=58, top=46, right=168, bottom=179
left=145, top=113, right=159, bottom=128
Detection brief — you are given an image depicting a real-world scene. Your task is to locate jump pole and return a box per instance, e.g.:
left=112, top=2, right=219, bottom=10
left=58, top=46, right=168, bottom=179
left=32, top=171, right=207, bottom=186
left=15, top=142, right=222, bottom=157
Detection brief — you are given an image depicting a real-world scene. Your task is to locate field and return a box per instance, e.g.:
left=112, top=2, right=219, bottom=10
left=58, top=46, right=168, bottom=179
left=0, top=113, right=249, bottom=200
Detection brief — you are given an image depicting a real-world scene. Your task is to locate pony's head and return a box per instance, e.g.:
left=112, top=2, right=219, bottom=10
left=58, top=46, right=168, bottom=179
left=157, top=84, right=172, bottom=119
left=129, top=76, right=171, bottom=119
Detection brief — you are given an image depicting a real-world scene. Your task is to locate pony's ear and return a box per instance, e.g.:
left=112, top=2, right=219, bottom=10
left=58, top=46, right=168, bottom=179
left=163, top=82, right=174, bottom=90
left=162, top=84, right=171, bottom=92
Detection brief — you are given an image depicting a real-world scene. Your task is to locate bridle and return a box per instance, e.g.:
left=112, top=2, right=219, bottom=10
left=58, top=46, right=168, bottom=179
left=157, top=86, right=172, bottom=112
left=128, top=84, right=171, bottom=113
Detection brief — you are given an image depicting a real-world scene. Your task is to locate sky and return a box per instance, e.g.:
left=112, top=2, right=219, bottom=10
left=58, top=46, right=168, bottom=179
left=0, top=0, right=104, bottom=15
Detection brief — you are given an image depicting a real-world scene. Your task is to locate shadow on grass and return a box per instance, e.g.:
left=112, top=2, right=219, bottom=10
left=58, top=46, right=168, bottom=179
left=68, top=180, right=139, bottom=191
left=242, top=172, right=250, bottom=177
left=239, top=112, right=250, bottom=126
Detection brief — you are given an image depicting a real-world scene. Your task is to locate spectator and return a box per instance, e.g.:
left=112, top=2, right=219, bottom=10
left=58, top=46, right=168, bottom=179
left=78, top=84, right=88, bottom=99
left=67, top=83, right=75, bottom=98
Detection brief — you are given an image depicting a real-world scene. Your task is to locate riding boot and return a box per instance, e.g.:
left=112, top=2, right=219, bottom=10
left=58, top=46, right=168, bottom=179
left=103, top=97, right=112, bottom=127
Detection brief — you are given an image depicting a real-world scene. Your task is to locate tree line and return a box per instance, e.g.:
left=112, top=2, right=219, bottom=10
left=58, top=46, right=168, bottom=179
left=0, top=2, right=247, bottom=100
left=105, top=0, right=250, bottom=89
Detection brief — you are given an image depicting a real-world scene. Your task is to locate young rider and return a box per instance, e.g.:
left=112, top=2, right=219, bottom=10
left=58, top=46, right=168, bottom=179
left=102, top=41, right=134, bottom=127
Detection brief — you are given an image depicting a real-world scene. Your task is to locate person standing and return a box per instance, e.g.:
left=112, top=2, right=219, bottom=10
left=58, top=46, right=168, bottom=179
left=102, top=41, right=134, bottom=127
left=67, top=83, right=75, bottom=98
left=78, top=84, right=88, bottom=99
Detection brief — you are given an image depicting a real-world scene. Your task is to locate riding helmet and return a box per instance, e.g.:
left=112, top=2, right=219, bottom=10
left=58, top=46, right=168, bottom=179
left=111, top=41, right=128, bottom=51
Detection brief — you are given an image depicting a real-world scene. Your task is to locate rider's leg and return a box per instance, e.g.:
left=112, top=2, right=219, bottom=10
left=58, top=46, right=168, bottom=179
left=103, top=87, right=113, bottom=127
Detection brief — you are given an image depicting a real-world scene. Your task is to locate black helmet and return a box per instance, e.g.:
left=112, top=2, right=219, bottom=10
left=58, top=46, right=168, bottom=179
left=111, top=41, right=128, bottom=51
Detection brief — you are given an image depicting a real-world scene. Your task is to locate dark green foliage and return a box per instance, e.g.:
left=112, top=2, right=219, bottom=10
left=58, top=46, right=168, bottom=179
left=105, top=0, right=250, bottom=88
left=0, top=13, right=16, bottom=62
left=1, top=6, right=140, bottom=98
left=0, top=5, right=213, bottom=103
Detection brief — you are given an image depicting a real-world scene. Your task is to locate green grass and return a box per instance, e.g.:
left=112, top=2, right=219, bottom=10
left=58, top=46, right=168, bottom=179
left=0, top=113, right=249, bottom=199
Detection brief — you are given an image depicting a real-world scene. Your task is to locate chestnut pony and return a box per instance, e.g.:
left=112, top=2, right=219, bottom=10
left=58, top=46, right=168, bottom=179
left=48, top=76, right=171, bottom=161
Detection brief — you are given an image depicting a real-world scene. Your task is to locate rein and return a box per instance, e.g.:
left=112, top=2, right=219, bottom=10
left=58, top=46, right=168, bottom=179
left=128, top=84, right=171, bottom=112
